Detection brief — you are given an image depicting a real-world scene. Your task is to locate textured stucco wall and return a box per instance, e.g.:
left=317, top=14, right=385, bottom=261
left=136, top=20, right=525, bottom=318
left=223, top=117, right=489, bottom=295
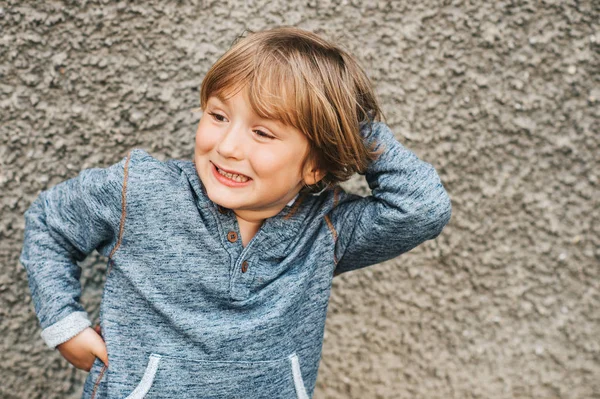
left=1, top=0, right=599, bottom=398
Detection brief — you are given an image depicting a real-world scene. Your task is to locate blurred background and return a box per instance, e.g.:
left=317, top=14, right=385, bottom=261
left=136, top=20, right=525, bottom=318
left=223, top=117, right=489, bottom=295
left=1, top=0, right=598, bottom=398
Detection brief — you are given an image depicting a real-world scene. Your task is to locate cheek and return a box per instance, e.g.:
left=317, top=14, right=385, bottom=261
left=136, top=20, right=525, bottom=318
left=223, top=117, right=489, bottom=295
left=252, top=150, right=303, bottom=180
left=195, top=123, right=217, bottom=155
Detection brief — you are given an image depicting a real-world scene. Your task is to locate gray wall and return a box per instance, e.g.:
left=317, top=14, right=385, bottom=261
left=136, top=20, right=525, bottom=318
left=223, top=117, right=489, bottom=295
left=1, top=1, right=598, bottom=398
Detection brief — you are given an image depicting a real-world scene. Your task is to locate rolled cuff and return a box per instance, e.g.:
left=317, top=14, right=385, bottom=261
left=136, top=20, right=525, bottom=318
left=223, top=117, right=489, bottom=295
left=40, top=311, right=91, bottom=349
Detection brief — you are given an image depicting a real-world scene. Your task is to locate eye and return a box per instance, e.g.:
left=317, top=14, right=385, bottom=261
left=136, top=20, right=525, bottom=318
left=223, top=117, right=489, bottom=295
left=208, top=111, right=275, bottom=140
left=253, top=130, right=275, bottom=140
left=208, top=111, right=226, bottom=122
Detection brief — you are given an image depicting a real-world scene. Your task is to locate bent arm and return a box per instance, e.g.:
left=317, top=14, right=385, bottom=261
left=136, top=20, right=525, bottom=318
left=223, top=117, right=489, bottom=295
left=19, top=153, right=130, bottom=348
left=331, top=122, right=452, bottom=276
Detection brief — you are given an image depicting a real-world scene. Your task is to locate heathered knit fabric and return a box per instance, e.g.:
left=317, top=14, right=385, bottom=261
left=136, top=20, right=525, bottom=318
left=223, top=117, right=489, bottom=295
left=20, top=121, right=451, bottom=398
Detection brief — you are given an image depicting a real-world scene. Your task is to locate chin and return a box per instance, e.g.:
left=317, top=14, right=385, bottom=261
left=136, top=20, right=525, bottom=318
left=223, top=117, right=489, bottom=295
left=205, top=188, right=239, bottom=209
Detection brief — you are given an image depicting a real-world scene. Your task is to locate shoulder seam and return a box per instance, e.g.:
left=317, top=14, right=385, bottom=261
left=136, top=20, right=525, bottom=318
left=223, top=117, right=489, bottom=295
left=324, top=185, right=342, bottom=265
left=283, top=192, right=309, bottom=220
left=107, top=150, right=132, bottom=276
left=324, top=215, right=338, bottom=265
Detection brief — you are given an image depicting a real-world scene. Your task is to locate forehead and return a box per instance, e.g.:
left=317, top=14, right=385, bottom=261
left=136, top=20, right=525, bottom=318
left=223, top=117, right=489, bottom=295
left=211, top=92, right=232, bottom=105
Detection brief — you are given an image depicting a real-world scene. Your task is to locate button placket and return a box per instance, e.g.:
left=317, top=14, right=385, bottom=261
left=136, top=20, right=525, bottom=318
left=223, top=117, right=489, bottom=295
left=230, top=257, right=256, bottom=301
left=213, top=205, right=245, bottom=289
left=213, top=204, right=270, bottom=301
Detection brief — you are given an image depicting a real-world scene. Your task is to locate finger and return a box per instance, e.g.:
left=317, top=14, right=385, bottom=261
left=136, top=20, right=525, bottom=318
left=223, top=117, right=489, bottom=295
left=94, top=324, right=102, bottom=336
left=90, top=336, right=109, bottom=367
left=93, top=348, right=109, bottom=367
left=97, top=346, right=109, bottom=366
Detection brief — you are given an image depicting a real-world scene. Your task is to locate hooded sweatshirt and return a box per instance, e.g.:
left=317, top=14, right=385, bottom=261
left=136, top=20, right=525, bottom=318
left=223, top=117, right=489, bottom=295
left=20, top=121, right=452, bottom=398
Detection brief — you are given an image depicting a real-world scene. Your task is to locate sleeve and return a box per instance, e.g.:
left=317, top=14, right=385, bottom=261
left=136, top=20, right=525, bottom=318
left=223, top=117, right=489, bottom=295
left=331, top=122, right=452, bottom=276
left=19, top=152, right=131, bottom=349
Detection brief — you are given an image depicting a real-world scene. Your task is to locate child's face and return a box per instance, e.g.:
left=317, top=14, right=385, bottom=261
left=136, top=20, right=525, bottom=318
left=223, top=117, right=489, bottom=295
left=194, top=88, right=321, bottom=217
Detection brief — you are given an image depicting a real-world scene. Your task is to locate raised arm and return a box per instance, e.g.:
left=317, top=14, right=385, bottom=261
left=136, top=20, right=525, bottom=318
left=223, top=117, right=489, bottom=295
left=19, top=152, right=130, bottom=349
left=330, top=122, right=452, bottom=276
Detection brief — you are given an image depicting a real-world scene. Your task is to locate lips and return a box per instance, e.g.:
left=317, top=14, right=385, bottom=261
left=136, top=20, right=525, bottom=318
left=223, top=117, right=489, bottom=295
left=212, top=162, right=251, bottom=179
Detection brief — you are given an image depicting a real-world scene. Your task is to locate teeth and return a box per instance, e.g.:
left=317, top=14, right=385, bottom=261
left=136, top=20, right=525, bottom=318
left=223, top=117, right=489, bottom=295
left=217, top=167, right=249, bottom=182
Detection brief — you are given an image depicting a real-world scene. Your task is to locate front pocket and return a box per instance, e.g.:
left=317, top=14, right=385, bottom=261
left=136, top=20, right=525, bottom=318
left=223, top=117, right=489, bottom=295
left=124, top=351, right=309, bottom=399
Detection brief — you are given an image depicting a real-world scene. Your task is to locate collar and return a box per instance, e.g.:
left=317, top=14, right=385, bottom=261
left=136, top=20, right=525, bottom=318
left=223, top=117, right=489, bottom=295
left=173, top=159, right=317, bottom=260
left=286, top=193, right=299, bottom=207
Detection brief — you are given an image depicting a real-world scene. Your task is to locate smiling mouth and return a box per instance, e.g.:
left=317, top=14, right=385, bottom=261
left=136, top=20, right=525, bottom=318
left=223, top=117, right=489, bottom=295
left=214, top=164, right=251, bottom=182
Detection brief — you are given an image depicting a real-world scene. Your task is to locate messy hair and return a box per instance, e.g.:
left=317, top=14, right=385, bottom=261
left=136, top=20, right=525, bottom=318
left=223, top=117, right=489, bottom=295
left=199, top=26, right=386, bottom=194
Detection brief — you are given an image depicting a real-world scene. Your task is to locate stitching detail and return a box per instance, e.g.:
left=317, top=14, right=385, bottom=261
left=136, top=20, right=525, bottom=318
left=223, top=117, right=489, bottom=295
left=107, top=150, right=132, bottom=276
left=333, top=198, right=370, bottom=277
left=333, top=185, right=340, bottom=207
left=91, top=151, right=133, bottom=397
left=326, top=186, right=342, bottom=265
left=90, top=363, right=107, bottom=399
left=283, top=192, right=308, bottom=220
left=324, top=215, right=337, bottom=241
left=324, top=215, right=338, bottom=265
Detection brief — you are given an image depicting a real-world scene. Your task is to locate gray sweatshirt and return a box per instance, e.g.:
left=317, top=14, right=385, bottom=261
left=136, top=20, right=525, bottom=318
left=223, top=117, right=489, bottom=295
left=20, top=121, right=452, bottom=398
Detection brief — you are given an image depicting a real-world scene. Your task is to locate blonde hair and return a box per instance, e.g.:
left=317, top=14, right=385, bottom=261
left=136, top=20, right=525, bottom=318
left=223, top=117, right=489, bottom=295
left=199, top=26, right=386, bottom=194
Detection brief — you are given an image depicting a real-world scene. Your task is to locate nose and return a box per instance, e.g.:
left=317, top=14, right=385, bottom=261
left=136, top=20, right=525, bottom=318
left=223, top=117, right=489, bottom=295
left=216, top=124, right=245, bottom=160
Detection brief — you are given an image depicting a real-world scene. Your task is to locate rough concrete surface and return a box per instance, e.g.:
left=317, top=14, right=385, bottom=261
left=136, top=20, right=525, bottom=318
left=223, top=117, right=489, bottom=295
left=1, top=0, right=599, bottom=398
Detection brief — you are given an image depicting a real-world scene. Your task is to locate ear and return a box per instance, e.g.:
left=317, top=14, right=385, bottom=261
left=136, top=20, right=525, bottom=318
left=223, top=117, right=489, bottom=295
left=302, top=159, right=327, bottom=186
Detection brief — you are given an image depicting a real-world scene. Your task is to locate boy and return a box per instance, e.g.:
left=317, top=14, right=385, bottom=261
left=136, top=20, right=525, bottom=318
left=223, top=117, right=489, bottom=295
left=20, top=26, right=451, bottom=398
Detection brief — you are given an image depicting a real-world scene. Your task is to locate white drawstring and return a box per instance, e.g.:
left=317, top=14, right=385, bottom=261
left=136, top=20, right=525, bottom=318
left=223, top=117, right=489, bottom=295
left=311, top=183, right=330, bottom=196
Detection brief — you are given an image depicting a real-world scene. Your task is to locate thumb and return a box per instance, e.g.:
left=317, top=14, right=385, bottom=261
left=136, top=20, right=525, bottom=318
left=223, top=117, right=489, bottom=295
left=90, top=334, right=109, bottom=367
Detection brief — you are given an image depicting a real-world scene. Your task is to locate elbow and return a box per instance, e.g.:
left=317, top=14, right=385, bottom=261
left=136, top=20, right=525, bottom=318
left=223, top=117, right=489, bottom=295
left=24, top=193, right=46, bottom=220
left=427, top=191, right=452, bottom=240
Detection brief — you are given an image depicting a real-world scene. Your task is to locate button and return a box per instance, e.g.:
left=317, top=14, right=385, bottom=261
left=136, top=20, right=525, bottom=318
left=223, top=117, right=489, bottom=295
left=241, top=260, right=249, bottom=273
left=227, top=231, right=238, bottom=243
left=218, top=205, right=228, bottom=214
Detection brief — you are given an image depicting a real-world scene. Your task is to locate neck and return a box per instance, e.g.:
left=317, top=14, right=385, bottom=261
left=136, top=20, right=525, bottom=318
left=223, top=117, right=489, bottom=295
left=233, top=209, right=270, bottom=226
left=233, top=191, right=300, bottom=225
